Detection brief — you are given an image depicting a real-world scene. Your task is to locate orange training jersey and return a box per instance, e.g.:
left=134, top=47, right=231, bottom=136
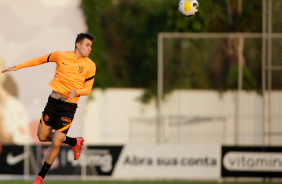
left=16, top=51, right=96, bottom=103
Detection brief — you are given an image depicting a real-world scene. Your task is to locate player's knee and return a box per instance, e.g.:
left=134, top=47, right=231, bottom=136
left=37, top=133, right=47, bottom=142
left=52, top=139, right=62, bottom=148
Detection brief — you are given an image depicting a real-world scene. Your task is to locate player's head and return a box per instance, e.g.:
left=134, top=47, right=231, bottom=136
left=75, top=33, right=96, bottom=57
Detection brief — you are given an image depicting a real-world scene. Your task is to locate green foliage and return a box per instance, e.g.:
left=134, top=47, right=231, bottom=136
left=225, top=65, right=257, bottom=90
left=80, top=0, right=263, bottom=103
left=80, top=0, right=111, bottom=89
left=163, top=38, right=214, bottom=93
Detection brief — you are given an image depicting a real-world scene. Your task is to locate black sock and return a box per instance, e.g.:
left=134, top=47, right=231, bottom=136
left=38, top=162, right=51, bottom=179
left=63, top=136, right=77, bottom=147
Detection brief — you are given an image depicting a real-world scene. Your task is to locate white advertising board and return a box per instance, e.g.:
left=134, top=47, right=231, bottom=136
left=112, top=144, right=220, bottom=179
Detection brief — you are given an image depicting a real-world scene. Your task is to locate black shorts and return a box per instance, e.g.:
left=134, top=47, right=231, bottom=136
left=40, top=96, right=78, bottom=134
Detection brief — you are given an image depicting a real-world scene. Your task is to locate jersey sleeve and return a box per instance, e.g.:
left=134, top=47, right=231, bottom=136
left=16, top=51, right=61, bottom=70
left=76, top=62, right=96, bottom=96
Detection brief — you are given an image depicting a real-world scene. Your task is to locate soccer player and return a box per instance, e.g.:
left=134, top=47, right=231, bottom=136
left=1, top=33, right=96, bottom=184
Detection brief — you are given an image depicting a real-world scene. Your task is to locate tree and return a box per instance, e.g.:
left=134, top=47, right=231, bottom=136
left=80, top=0, right=263, bottom=103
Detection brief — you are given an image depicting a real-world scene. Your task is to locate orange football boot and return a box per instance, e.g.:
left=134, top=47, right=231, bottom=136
left=33, top=175, right=43, bottom=184
left=72, top=137, right=84, bottom=160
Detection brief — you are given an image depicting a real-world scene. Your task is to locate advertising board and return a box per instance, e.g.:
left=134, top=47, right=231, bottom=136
left=222, top=146, right=282, bottom=177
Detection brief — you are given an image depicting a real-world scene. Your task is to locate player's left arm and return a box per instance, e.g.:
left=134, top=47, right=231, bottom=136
left=69, top=63, right=96, bottom=99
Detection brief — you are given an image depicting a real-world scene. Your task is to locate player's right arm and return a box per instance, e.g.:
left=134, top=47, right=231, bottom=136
left=1, top=51, right=60, bottom=73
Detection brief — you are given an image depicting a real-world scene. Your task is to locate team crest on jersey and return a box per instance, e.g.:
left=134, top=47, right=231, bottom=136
left=78, top=66, right=84, bottom=73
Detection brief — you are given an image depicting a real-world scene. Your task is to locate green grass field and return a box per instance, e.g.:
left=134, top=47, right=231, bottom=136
left=0, top=181, right=274, bottom=184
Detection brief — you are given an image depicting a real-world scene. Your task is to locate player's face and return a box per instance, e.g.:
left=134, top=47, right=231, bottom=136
left=78, top=38, right=92, bottom=57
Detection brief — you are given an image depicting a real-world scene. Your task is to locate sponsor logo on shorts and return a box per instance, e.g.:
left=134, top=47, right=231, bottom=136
left=61, top=116, right=72, bottom=125
left=44, top=114, right=50, bottom=121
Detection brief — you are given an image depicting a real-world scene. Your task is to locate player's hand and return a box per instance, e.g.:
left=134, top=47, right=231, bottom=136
left=69, top=89, right=77, bottom=99
left=1, top=66, right=17, bottom=73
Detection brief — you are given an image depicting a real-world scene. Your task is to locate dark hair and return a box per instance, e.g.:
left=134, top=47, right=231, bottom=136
left=75, top=33, right=95, bottom=48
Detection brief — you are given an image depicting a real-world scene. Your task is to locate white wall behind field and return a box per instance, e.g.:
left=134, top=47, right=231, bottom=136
left=83, top=88, right=265, bottom=145
left=83, top=88, right=157, bottom=144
